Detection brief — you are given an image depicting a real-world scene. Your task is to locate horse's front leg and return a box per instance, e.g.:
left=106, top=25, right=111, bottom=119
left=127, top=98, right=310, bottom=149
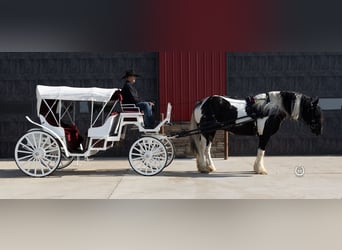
left=254, top=148, right=267, bottom=175
left=254, top=115, right=283, bottom=175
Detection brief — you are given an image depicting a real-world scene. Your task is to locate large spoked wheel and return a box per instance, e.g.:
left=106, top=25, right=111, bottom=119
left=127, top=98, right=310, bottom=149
left=14, top=130, right=61, bottom=177
left=129, top=137, right=168, bottom=176
left=57, top=154, right=74, bottom=169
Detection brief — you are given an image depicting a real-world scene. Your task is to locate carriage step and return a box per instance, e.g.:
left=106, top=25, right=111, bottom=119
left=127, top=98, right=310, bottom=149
left=68, top=148, right=85, bottom=153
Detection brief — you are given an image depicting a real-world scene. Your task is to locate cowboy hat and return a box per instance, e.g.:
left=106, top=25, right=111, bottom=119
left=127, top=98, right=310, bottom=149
left=122, top=70, right=140, bottom=79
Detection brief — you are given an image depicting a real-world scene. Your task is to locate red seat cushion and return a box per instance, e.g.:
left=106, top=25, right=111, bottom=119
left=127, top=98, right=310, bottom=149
left=64, top=125, right=82, bottom=150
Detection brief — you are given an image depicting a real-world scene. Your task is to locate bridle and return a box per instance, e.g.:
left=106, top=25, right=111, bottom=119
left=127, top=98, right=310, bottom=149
left=309, top=104, right=321, bottom=133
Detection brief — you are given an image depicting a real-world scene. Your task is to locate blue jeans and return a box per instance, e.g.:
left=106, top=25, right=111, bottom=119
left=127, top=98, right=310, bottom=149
left=136, top=102, right=154, bottom=128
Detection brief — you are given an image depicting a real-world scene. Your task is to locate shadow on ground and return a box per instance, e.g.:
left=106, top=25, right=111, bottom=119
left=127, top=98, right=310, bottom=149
left=0, top=168, right=255, bottom=178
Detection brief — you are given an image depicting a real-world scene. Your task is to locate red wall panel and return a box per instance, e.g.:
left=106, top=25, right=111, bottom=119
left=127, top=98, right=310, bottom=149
left=159, top=51, right=226, bottom=121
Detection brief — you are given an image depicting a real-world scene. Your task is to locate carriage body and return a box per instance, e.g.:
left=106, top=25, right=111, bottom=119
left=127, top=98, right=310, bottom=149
left=14, top=85, right=174, bottom=177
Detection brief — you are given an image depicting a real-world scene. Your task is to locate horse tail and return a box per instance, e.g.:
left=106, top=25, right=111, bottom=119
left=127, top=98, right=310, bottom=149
left=189, top=107, right=200, bottom=156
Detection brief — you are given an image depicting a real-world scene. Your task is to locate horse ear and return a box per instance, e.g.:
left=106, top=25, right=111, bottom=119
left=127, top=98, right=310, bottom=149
left=312, top=97, right=319, bottom=106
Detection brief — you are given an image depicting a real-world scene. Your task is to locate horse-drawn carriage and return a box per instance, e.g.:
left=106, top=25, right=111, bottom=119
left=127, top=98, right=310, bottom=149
left=14, top=85, right=174, bottom=177
left=14, top=85, right=323, bottom=177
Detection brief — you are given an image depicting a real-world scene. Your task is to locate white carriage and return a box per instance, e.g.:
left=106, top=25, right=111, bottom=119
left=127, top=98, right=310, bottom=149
left=14, top=85, right=174, bottom=177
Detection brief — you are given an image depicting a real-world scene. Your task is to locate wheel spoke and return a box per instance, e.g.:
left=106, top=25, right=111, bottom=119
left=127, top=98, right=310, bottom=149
left=131, top=152, right=144, bottom=157
left=45, top=148, right=60, bottom=154
left=22, top=157, right=34, bottom=169
left=132, top=158, right=145, bottom=164
left=25, top=159, right=34, bottom=172
left=132, top=147, right=144, bottom=154
left=43, top=142, right=59, bottom=151
left=16, top=149, right=33, bottom=155
left=152, top=148, right=163, bottom=155
left=19, top=142, right=34, bottom=152
left=32, top=134, right=38, bottom=149
left=40, top=163, right=45, bottom=174
left=33, top=161, right=38, bottom=175
left=26, top=136, right=36, bottom=150
left=45, top=152, right=59, bottom=158
left=152, top=157, right=166, bottom=161
left=18, top=154, right=34, bottom=161
left=41, top=136, right=50, bottom=149
left=41, top=158, right=53, bottom=169
left=38, top=133, right=42, bottom=148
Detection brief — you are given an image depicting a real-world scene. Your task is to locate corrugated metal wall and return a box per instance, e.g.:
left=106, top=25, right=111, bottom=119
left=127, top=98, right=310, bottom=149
left=159, top=51, right=226, bottom=121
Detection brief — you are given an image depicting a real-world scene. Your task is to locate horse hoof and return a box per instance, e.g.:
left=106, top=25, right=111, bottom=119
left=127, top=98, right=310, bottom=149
left=256, top=169, right=268, bottom=175
left=207, top=165, right=216, bottom=173
left=199, top=170, right=210, bottom=174
left=198, top=169, right=215, bottom=174
left=197, top=165, right=216, bottom=173
left=197, top=167, right=209, bottom=173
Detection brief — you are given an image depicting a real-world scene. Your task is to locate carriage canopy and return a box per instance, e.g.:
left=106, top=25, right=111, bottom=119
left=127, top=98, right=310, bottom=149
left=36, top=85, right=119, bottom=114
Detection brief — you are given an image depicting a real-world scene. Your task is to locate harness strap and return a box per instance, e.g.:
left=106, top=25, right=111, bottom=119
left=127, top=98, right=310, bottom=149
left=170, top=115, right=253, bottom=139
left=290, top=94, right=301, bottom=120
left=266, top=92, right=270, bottom=103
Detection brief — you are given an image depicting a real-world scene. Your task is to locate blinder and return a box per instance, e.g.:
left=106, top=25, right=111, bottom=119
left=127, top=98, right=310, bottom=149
left=309, top=103, right=322, bottom=135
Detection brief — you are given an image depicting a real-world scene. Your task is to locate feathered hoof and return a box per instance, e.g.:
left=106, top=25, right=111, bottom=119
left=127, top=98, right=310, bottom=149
left=207, top=165, right=216, bottom=173
left=199, top=169, right=210, bottom=174
left=255, top=169, right=268, bottom=175
left=197, top=165, right=216, bottom=173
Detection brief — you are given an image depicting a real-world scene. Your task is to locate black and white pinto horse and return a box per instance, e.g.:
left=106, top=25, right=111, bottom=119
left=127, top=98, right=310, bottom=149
left=190, top=91, right=323, bottom=174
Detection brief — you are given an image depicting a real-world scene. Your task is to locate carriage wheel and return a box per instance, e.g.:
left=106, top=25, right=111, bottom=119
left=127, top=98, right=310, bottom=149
left=14, top=130, right=61, bottom=177
left=57, top=154, right=74, bottom=169
left=143, top=135, right=175, bottom=167
left=159, top=137, right=175, bottom=167
left=129, top=137, right=167, bottom=176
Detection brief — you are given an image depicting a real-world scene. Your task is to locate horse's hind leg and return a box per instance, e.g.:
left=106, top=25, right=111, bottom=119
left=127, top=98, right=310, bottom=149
left=202, top=132, right=216, bottom=173
left=195, top=134, right=216, bottom=173
left=195, top=135, right=208, bottom=173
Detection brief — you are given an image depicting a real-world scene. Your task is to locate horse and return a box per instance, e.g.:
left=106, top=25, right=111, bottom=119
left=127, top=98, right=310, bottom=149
left=190, top=91, right=323, bottom=174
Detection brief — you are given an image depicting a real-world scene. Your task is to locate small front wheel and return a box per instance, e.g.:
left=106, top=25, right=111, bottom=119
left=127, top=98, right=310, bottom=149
left=159, top=137, right=175, bottom=167
left=14, top=130, right=61, bottom=177
left=129, top=137, right=167, bottom=176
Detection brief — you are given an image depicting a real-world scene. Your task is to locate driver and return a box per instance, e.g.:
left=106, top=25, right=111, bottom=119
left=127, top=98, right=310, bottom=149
left=121, top=70, right=155, bottom=129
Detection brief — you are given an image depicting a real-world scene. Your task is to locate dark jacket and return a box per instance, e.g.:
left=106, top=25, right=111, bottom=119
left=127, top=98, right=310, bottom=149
left=121, top=81, right=141, bottom=104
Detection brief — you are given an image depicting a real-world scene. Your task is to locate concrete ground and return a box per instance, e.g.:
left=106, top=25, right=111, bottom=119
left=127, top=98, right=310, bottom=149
left=0, top=156, right=341, bottom=198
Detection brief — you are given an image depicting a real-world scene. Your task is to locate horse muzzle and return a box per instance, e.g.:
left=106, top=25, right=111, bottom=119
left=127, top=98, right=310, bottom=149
left=310, top=124, right=322, bottom=136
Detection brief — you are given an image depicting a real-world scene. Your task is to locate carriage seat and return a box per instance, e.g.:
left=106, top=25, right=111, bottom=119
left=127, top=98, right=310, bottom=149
left=88, top=113, right=119, bottom=138
left=111, top=90, right=143, bottom=114
left=39, top=115, right=65, bottom=137
left=109, top=90, right=145, bottom=128
left=39, top=115, right=83, bottom=151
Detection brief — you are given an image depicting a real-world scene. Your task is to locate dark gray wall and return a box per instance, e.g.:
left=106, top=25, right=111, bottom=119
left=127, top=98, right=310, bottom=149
left=227, top=52, right=342, bottom=155
left=0, top=52, right=159, bottom=158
